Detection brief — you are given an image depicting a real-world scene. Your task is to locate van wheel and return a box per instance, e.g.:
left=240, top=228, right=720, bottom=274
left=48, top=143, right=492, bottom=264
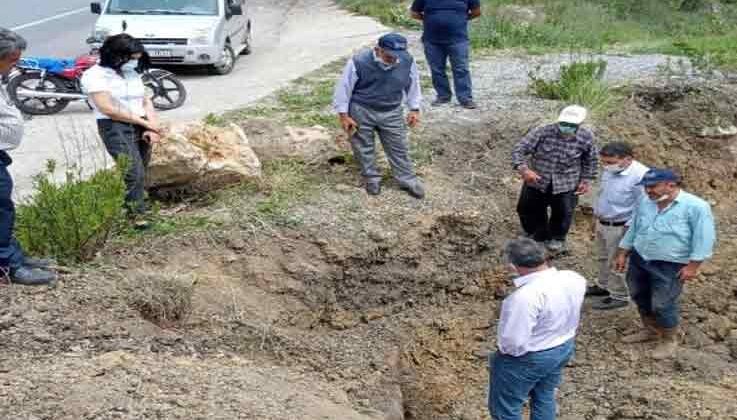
left=210, top=44, right=236, bottom=75
left=241, top=22, right=252, bottom=55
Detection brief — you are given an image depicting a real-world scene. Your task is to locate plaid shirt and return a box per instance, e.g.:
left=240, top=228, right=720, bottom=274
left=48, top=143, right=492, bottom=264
left=511, top=123, right=598, bottom=194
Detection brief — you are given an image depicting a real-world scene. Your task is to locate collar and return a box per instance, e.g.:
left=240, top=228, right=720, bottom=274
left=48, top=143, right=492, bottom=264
left=513, top=267, right=556, bottom=288
left=618, top=162, right=634, bottom=176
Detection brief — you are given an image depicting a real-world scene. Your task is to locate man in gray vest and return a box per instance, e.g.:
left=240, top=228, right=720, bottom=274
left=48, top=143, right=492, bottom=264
left=333, top=33, right=425, bottom=199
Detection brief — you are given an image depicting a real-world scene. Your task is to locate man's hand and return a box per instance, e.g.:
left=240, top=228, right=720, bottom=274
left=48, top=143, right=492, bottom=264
left=407, top=110, right=420, bottom=128
left=575, top=180, right=591, bottom=195
left=520, top=168, right=541, bottom=185
left=614, top=250, right=629, bottom=273
left=142, top=130, right=161, bottom=143
left=678, top=262, right=702, bottom=282
left=339, top=114, right=358, bottom=135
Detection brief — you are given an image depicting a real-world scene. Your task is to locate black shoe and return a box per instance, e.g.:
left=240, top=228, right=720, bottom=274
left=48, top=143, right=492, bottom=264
left=460, top=101, right=478, bottom=109
left=592, top=296, right=629, bottom=310
left=366, top=182, right=381, bottom=196
left=586, top=285, right=610, bottom=297
left=24, top=257, right=56, bottom=269
left=10, top=266, right=55, bottom=286
left=432, top=98, right=451, bottom=106
left=402, top=182, right=425, bottom=199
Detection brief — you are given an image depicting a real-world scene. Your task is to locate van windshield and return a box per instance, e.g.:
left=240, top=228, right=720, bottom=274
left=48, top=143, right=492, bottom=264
left=106, top=0, right=219, bottom=16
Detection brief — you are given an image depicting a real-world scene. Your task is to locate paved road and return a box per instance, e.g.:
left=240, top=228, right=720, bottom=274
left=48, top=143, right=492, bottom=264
left=5, top=0, right=387, bottom=198
left=2, top=0, right=94, bottom=58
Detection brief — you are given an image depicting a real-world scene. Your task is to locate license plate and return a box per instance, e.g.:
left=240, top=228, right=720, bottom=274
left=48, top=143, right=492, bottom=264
left=148, top=49, right=172, bottom=57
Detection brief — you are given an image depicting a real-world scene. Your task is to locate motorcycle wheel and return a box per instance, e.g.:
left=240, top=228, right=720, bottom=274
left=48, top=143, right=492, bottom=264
left=143, top=69, right=187, bottom=111
left=6, top=73, right=70, bottom=115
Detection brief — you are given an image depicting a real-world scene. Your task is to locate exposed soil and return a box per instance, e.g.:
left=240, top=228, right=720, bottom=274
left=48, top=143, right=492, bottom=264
left=2, top=63, right=737, bottom=419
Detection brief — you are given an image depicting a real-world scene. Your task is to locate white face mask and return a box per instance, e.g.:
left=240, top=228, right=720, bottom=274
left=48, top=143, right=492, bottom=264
left=603, top=164, right=625, bottom=173
left=121, top=59, right=139, bottom=72
left=650, top=193, right=670, bottom=203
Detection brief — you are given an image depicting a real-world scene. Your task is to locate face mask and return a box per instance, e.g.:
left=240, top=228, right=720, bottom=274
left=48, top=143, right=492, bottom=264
left=650, top=193, right=670, bottom=203
left=508, top=264, right=520, bottom=278
left=558, top=124, right=577, bottom=136
left=121, top=59, right=139, bottom=72
left=603, top=164, right=625, bottom=173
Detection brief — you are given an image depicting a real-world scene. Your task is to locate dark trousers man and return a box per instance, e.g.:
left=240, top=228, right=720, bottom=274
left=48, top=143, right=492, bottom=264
left=0, top=153, right=25, bottom=275
left=423, top=40, right=473, bottom=105
left=517, top=184, right=577, bottom=243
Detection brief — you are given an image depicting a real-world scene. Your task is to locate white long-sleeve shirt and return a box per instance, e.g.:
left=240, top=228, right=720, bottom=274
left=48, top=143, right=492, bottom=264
left=0, top=86, right=24, bottom=151
left=332, top=52, right=422, bottom=114
left=497, top=267, right=586, bottom=357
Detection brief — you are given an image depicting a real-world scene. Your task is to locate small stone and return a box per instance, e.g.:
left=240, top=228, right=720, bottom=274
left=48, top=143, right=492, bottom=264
left=461, top=285, right=482, bottom=295
left=226, top=237, right=247, bottom=250
left=362, top=310, right=385, bottom=322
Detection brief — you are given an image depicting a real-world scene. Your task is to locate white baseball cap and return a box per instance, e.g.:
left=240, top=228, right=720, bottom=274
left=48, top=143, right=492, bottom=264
left=558, top=105, right=588, bottom=125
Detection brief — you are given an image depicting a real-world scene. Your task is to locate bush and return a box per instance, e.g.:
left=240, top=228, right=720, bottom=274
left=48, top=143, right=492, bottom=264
left=127, top=271, right=196, bottom=326
left=529, top=59, right=615, bottom=114
left=15, top=159, right=127, bottom=264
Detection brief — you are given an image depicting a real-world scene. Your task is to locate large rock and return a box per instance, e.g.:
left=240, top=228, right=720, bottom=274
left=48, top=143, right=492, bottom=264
left=148, top=122, right=262, bottom=193
left=245, top=123, right=349, bottom=164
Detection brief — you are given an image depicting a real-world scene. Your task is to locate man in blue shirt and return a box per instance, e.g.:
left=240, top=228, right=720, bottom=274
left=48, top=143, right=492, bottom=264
left=615, top=168, right=716, bottom=360
left=411, top=0, right=481, bottom=109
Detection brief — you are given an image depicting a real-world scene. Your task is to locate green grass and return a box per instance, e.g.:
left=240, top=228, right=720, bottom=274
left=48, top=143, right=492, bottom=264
left=335, top=0, right=737, bottom=70
left=529, top=59, right=618, bottom=116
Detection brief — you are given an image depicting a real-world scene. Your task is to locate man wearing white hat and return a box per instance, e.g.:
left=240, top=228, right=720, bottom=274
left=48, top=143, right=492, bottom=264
left=511, top=105, right=598, bottom=253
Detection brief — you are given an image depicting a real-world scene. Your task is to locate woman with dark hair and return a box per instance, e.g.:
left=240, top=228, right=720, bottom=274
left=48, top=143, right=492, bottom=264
left=81, top=33, right=160, bottom=217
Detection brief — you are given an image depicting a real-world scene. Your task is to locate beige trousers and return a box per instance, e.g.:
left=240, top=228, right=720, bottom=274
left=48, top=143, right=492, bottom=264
left=595, top=223, right=629, bottom=301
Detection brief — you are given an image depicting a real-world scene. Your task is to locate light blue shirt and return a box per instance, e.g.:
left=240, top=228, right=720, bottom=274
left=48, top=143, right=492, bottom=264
left=332, top=52, right=422, bottom=114
left=594, top=160, right=649, bottom=223
left=619, top=190, right=716, bottom=263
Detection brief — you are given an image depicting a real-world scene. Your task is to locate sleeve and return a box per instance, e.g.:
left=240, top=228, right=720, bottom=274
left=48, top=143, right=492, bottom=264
left=497, top=292, right=538, bottom=357
left=580, top=134, right=598, bottom=181
left=688, top=203, right=716, bottom=261
left=0, top=90, right=24, bottom=151
left=332, top=58, right=358, bottom=114
left=80, top=68, right=110, bottom=94
left=511, top=126, right=543, bottom=171
left=619, top=198, right=642, bottom=249
left=406, top=60, right=422, bottom=110
left=410, top=0, right=425, bottom=13
left=626, top=177, right=647, bottom=226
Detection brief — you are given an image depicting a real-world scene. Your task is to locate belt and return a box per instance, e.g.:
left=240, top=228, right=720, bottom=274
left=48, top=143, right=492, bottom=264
left=599, top=219, right=627, bottom=227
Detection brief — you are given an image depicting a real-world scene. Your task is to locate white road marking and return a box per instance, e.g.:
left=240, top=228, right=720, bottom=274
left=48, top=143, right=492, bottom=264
left=11, top=7, right=89, bottom=31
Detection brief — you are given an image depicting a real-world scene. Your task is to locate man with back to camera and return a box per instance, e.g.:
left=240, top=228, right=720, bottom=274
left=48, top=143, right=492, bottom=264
left=411, top=0, right=482, bottom=109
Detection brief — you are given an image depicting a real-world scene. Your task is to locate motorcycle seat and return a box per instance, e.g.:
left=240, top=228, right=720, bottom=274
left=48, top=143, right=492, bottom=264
left=17, top=57, right=75, bottom=74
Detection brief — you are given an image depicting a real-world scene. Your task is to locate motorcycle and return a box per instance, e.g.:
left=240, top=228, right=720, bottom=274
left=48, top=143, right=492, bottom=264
left=5, top=39, right=187, bottom=116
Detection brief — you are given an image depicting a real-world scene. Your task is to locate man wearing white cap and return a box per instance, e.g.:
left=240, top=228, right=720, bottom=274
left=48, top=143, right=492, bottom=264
left=511, top=105, right=598, bottom=253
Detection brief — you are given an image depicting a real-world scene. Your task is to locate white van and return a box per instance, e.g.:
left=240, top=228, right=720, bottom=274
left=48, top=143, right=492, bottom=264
left=90, top=0, right=252, bottom=75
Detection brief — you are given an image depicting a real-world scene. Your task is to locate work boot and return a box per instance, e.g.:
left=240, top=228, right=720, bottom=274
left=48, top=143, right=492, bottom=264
left=586, top=285, right=610, bottom=297
left=652, top=327, right=679, bottom=360
left=24, top=257, right=56, bottom=269
left=460, top=100, right=478, bottom=109
left=365, top=182, right=381, bottom=196
left=592, top=296, right=628, bottom=310
left=10, top=266, right=55, bottom=286
left=432, top=97, right=451, bottom=106
left=621, top=316, right=659, bottom=344
left=401, top=181, right=425, bottom=199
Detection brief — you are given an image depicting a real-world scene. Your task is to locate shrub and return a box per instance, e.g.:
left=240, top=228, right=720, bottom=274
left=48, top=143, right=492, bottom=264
left=127, top=271, right=196, bottom=326
left=15, top=158, right=127, bottom=263
left=529, top=59, right=615, bottom=114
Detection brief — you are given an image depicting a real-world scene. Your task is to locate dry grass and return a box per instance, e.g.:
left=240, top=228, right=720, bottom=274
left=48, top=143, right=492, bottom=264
left=126, top=271, right=197, bottom=326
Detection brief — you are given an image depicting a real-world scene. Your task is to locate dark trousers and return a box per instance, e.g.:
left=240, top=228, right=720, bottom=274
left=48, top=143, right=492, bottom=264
left=517, top=184, right=577, bottom=242
left=423, top=40, right=473, bottom=104
left=97, top=120, right=151, bottom=214
left=0, top=152, right=25, bottom=271
left=627, top=251, right=685, bottom=328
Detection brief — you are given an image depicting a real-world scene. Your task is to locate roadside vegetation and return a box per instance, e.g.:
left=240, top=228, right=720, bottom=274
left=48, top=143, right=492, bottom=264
left=335, top=0, right=737, bottom=71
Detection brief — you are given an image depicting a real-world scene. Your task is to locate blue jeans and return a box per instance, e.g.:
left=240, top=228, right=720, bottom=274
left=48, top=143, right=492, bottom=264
left=0, top=154, right=26, bottom=272
left=423, top=40, right=473, bottom=104
left=488, top=340, right=575, bottom=420
left=626, top=250, right=684, bottom=328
